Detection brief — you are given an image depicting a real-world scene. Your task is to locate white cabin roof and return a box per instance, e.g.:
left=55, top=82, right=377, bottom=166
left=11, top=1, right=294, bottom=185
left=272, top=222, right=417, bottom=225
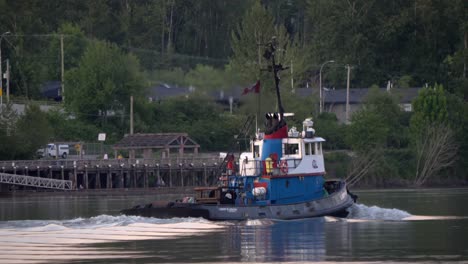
left=303, top=137, right=326, bottom=143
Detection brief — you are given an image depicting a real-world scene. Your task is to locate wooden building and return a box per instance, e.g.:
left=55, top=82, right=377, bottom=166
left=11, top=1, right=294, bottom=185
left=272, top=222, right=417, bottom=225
left=113, top=133, right=200, bottom=159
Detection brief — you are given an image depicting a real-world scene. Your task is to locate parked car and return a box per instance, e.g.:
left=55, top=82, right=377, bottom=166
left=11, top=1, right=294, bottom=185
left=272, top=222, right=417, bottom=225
left=37, top=144, right=69, bottom=159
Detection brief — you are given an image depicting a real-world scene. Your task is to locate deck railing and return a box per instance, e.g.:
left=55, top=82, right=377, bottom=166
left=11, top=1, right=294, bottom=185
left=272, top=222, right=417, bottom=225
left=0, top=156, right=224, bottom=170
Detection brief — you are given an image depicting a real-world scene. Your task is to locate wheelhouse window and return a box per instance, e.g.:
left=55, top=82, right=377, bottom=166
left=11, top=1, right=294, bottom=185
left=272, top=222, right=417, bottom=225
left=313, top=142, right=322, bottom=155
left=284, top=143, right=299, bottom=155
left=305, top=142, right=323, bottom=155
left=253, top=145, right=260, bottom=157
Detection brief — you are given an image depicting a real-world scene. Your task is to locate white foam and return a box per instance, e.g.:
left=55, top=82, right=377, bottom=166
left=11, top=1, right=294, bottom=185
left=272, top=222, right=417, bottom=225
left=347, top=203, right=412, bottom=220
left=403, top=215, right=467, bottom=221
left=324, top=216, right=339, bottom=222
left=0, top=214, right=213, bottom=231
left=26, top=223, right=69, bottom=232
left=0, top=214, right=225, bottom=263
left=243, top=219, right=275, bottom=226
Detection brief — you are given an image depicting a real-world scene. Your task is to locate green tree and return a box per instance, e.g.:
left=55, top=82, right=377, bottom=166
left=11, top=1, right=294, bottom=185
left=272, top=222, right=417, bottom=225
left=230, top=0, right=276, bottom=82
left=305, top=0, right=466, bottom=88
left=150, top=95, right=243, bottom=151
left=346, top=110, right=388, bottom=152
left=410, top=84, right=448, bottom=135
left=65, top=40, right=146, bottom=125
left=344, top=88, right=409, bottom=186
left=0, top=104, right=51, bottom=160
left=46, top=110, right=100, bottom=142
left=15, top=104, right=52, bottom=159
left=365, top=88, right=408, bottom=148
left=0, top=103, right=20, bottom=160
left=44, top=23, right=88, bottom=81
left=346, top=88, right=405, bottom=151
left=185, top=64, right=226, bottom=92
left=410, top=84, right=458, bottom=186
left=314, top=112, right=347, bottom=150
left=230, top=0, right=306, bottom=115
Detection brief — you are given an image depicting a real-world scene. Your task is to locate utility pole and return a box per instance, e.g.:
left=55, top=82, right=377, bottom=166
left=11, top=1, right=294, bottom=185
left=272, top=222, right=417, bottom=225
left=130, top=95, right=134, bottom=135
left=60, top=34, right=65, bottom=103
left=291, top=60, right=294, bottom=92
left=346, top=65, right=351, bottom=124
left=464, top=31, right=467, bottom=78
left=319, top=60, right=335, bottom=113
left=0, top=31, right=10, bottom=109
left=6, top=59, right=10, bottom=103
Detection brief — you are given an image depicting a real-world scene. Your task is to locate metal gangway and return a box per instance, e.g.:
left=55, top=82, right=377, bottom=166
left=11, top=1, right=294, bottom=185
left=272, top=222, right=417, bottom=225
left=0, top=172, right=73, bottom=190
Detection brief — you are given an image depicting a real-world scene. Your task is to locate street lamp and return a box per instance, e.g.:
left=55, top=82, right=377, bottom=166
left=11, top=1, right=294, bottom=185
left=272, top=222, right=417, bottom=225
left=319, top=60, right=334, bottom=113
left=0, top=31, right=11, bottom=107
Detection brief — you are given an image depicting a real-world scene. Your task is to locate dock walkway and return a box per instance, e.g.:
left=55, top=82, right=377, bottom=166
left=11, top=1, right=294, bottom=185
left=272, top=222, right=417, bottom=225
left=0, top=172, right=72, bottom=190
left=0, top=157, right=225, bottom=192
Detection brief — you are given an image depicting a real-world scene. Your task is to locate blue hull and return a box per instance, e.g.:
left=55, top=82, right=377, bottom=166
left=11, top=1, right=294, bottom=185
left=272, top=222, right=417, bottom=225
left=121, top=180, right=354, bottom=221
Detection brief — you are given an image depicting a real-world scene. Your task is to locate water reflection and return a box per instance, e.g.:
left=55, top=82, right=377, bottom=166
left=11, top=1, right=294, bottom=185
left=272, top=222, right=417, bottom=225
left=0, top=216, right=225, bottom=264
left=228, top=218, right=326, bottom=262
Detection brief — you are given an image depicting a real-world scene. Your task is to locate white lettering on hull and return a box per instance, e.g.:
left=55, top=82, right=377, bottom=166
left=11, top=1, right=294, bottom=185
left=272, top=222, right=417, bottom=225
left=218, top=208, right=238, bottom=213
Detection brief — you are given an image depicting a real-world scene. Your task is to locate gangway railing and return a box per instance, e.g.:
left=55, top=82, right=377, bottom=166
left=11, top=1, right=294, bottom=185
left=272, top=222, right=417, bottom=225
left=0, top=172, right=73, bottom=190
left=0, top=156, right=223, bottom=170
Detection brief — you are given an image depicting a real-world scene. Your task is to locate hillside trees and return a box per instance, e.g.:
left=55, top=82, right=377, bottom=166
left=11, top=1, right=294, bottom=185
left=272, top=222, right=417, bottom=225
left=65, top=40, right=145, bottom=139
left=314, top=113, right=347, bottom=150
left=43, top=23, right=88, bottom=82
left=0, top=103, right=20, bottom=159
left=0, top=0, right=465, bottom=96
left=304, top=0, right=466, bottom=88
left=185, top=65, right=226, bottom=92
left=230, top=0, right=306, bottom=115
left=45, top=110, right=100, bottom=142
left=15, top=104, right=52, bottom=159
left=0, top=104, right=51, bottom=160
left=347, top=88, right=405, bottom=151
left=345, top=88, right=408, bottom=186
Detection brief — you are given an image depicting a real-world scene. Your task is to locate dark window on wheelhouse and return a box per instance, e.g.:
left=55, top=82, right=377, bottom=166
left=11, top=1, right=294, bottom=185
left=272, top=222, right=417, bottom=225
left=254, top=145, right=260, bottom=157
left=284, top=143, right=299, bottom=155
left=305, top=143, right=319, bottom=156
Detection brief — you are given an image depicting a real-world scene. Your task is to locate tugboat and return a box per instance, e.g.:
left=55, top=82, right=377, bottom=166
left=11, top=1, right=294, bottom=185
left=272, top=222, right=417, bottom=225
left=121, top=38, right=356, bottom=220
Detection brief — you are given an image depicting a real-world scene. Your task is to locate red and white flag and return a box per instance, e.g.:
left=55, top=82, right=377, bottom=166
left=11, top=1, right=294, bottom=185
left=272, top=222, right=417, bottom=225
left=242, top=80, right=261, bottom=95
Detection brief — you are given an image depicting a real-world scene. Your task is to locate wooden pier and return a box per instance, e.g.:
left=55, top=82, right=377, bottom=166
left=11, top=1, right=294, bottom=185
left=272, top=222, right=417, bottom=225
left=0, top=157, right=225, bottom=192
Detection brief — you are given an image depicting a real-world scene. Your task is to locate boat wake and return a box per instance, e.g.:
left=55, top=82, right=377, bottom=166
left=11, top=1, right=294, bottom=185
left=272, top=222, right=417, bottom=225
left=327, top=203, right=466, bottom=222
left=347, top=203, right=411, bottom=220
left=0, top=215, right=224, bottom=264
left=0, top=214, right=214, bottom=229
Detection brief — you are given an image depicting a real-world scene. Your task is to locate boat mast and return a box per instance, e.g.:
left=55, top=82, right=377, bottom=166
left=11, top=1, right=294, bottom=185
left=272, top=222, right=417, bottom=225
left=264, top=37, right=287, bottom=120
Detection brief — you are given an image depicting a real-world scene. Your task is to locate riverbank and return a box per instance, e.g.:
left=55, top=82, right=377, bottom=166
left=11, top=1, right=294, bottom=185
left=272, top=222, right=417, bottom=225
left=0, top=187, right=195, bottom=198
left=351, top=177, right=468, bottom=189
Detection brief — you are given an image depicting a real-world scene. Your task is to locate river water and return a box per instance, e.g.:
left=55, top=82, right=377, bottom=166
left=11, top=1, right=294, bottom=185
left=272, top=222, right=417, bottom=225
left=0, top=188, right=467, bottom=263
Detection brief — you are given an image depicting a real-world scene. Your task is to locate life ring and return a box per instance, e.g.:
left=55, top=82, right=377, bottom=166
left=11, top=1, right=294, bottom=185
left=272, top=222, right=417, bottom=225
left=280, top=160, right=288, bottom=174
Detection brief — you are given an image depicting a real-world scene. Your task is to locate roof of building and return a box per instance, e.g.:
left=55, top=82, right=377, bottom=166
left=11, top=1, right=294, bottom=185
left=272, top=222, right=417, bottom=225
left=40, top=81, right=62, bottom=101
left=295, top=87, right=421, bottom=104
left=148, top=84, right=192, bottom=101
left=113, top=133, right=200, bottom=150
left=148, top=83, right=244, bottom=103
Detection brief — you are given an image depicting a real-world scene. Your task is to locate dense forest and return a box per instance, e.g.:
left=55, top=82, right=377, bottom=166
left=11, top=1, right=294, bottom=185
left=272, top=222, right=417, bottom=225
left=0, top=0, right=466, bottom=187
